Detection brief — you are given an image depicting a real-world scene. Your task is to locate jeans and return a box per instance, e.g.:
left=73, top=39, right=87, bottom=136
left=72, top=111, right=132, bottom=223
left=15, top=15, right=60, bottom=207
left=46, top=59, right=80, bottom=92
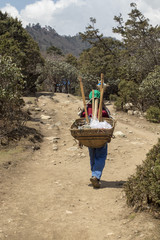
left=88, top=144, right=108, bottom=180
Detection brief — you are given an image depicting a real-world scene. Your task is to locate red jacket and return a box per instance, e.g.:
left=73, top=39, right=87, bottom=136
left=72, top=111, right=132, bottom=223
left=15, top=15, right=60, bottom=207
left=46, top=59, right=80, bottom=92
left=81, top=104, right=110, bottom=118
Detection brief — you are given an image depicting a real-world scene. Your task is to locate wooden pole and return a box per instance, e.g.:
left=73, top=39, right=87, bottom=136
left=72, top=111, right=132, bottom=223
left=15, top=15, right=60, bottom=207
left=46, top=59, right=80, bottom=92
left=100, top=73, right=104, bottom=93
left=92, top=89, right=94, bottom=118
left=98, top=73, right=104, bottom=121
left=79, top=77, right=89, bottom=123
left=98, top=88, right=104, bottom=121
left=94, top=98, right=99, bottom=120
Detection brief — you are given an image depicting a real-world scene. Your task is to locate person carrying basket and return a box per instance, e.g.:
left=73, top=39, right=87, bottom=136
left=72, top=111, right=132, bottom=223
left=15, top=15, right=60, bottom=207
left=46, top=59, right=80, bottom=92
left=79, top=81, right=112, bottom=188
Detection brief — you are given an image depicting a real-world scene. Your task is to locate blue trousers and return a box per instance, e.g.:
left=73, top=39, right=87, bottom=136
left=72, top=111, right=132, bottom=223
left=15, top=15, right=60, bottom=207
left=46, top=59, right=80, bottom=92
left=88, top=144, right=108, bottom=180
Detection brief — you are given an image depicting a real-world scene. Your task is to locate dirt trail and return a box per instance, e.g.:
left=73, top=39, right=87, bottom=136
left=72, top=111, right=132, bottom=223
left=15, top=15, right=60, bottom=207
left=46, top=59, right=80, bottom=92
left=0, top=93, right=160, bottom=240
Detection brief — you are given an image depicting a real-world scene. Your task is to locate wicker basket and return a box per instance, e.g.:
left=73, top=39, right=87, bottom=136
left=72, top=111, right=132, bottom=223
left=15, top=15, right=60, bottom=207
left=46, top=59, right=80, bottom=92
left=70, top=118, right=115, bottom=148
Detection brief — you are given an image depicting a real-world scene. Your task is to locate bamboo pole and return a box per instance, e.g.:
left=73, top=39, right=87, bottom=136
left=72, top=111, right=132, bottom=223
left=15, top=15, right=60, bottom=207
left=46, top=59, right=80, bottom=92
left=98, top=73, right=104, bottom=121
left=92, top=89, right=94, bottom=118
left=100, top=73, right=104, bottom=93
left=98, top=88, right=104, bottom=121
left=79, top=77, right=89, bottom=123
left=94, top=98, right=99, bottom=120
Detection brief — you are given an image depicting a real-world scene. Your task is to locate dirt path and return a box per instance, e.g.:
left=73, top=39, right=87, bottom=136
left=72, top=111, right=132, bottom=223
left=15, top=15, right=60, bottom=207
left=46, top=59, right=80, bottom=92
left=0, top=93, right=160, bottom=240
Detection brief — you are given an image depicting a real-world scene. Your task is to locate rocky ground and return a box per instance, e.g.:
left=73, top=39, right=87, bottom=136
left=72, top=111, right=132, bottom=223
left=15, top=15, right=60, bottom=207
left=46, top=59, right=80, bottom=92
left=0, top=92, right=160, bottom=240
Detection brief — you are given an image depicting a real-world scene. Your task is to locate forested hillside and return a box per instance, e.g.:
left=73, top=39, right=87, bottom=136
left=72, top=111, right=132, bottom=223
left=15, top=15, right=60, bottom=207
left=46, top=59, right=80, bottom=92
left=26, top=23, right=90, bottom=56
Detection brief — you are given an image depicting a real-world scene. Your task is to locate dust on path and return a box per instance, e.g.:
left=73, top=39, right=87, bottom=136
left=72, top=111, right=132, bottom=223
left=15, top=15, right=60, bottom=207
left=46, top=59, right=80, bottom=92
left=0, top=93, right=160, bottom=240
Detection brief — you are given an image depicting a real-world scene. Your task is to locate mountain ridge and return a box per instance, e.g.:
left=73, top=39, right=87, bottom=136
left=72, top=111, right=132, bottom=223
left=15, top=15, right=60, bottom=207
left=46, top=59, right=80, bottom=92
left=26, top=23, right=90, bottom=57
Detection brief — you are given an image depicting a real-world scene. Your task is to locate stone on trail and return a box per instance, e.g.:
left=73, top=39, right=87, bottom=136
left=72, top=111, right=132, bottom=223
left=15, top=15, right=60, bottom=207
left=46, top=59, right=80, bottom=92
left=80, top=153, right=86, bottom=158
left=35, top=108, right=41, bottom=111
left=127, top=110, right=134, bottom=115
left=55, top=121, right=62, bottom=126
left=48, top=125, right=60, bottom=131
left=53, top=144, right=58, bottom=151
left=123, top=102, right=133, bottom=110
left=32, top=145, right=40, bottom=151
left=66, top=210, right=72, bottom=214
left=45, top=136, right=60, bottom=143
left=130, top=141, right=144, bottom=145
left=133, top=110, right=141, bottom=116
left=106, top=232, right=114, bottom=236
left=67, top=146, right=78, bottom=151
left=40, top=115, right=51, bottom=120
left=114, top=131, right=126, bottom=138
left=52, top=137, right=60, bottom=140
left=47, top=125, right=54, bottom=130
left=63, top=101, right=71, bottom=106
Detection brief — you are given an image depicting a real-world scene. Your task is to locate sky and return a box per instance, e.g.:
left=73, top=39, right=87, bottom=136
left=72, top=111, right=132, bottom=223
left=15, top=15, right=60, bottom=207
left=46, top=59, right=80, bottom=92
left=0, top=0, right=160, bottom=37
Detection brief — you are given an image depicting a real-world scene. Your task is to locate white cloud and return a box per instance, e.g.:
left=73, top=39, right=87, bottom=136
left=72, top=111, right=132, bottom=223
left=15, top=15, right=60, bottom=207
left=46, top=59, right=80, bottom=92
left=141, top=0, right=160, bottom=9
left=135, top=0, right=160, bottom=26
left=20, top=0, right=55, bottom=25
left=20, top=0, right=88, bottom=33
left=1, top=3, right=21, bottom=19
left=0, top=0, right=160, bottom=36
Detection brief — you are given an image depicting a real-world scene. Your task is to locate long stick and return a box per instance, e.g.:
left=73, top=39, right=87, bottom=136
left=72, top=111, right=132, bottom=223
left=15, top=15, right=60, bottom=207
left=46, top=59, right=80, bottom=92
left=98, top=88, right=104, bottom=121
left=79, top=77, right=89, bottom=123
left=100, top=73, right=104, bottom=93
left=94, top=98, right=98, bottom=120
left=92, top=89, right=94, bottom=118
left=98, top=73, right=104, bottom=121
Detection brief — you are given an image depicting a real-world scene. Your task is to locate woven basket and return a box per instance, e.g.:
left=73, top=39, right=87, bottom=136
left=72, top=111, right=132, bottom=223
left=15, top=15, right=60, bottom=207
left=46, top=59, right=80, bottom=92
left=70, top=118, right=115, bottom=148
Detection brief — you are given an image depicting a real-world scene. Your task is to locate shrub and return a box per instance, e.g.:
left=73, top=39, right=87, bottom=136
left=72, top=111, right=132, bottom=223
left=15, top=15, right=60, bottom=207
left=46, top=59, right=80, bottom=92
left=115, top=79, right=139, bottom=110
left=146, top=106, right=160, bottom=123
left=114, top=97, right=123, bottom=110
left=0, top=56, right=26, bottom=139
left=124, top=139, right=160, bottom=216
left=139, top=65, right=160, bottom=110
left=109, top=94, right=118, bottom=102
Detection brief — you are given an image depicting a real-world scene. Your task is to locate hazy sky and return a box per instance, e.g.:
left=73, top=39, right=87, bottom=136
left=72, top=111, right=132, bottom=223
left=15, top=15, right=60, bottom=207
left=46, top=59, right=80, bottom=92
left=0, top=0, right=160, bottom=37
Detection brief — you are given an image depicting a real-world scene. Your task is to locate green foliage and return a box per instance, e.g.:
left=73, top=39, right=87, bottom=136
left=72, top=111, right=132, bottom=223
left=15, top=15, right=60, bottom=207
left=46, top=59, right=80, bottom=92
left=113, top=3, right=160, bottom=83
left=79, top=74, right=100, bottom=97
left=109, top=94, right=118, bottom=102
left=146, top=107, right=160, bottom=123
left=80, top=17, right=120, bottom=57
left=0, top=55, right=26, bottom=137
left=115, top=79, right=139, bottom=110
left=78, top=4, right=160, bottom=108
left=79, top=18, right=123, bottom=97
left=37, top=58, right=78, bottom=93
left=139, top=66, right=160, bottom=110
left=114, top=97, right=124, bottom=111
left=78, top=43, right=121, bottom=96
left=124, top=139, right=160, bottom=215
left=47, top=46, right=63, bottom=56
left=0, top=11, right=44, bottom=93
left=0, top=56, right=24, bottom=98
left=65, top=54, right=78, bottom=67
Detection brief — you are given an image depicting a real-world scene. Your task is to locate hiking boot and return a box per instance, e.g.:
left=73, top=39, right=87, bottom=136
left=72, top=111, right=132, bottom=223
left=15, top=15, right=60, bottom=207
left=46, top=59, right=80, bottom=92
left=90, top=176, right=101, bottom=188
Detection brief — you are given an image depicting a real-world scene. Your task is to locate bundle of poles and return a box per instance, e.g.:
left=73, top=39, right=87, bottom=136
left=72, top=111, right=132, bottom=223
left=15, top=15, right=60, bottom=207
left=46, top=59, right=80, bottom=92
left=79, top=73, right=104, bottom=123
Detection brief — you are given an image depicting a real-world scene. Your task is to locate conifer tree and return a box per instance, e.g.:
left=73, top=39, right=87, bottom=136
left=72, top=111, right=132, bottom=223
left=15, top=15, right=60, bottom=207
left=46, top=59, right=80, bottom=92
left=0, top=11, right=44, bottom=93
